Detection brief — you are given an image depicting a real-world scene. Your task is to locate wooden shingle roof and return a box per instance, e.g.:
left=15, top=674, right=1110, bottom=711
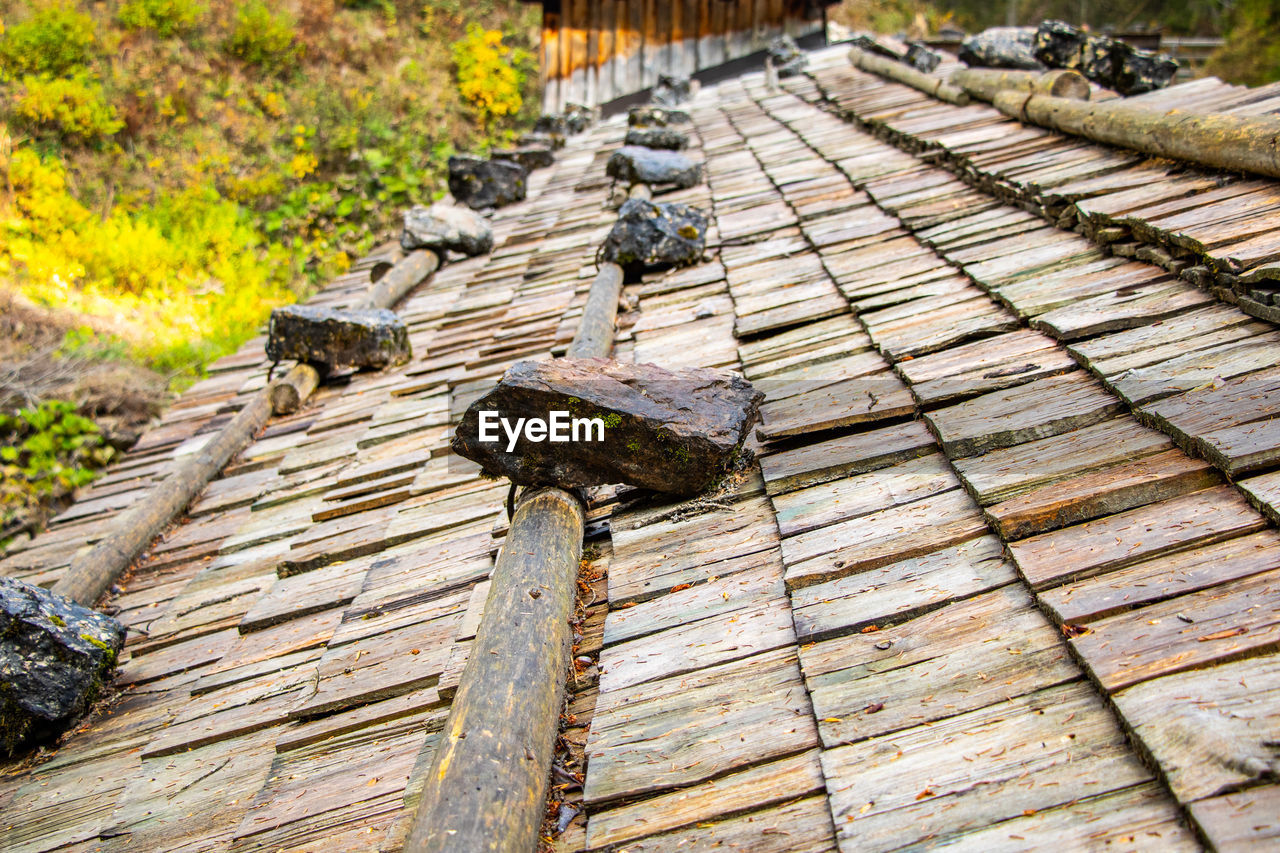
left=4, top=43, right=1280, bottom=852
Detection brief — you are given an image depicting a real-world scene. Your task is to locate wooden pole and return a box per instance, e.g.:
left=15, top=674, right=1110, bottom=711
left=992, top=90, right=1280, bottom=180
left=53, top=389, right=275, bottom=606
left=567, top=263, right=626, bottom=358
left=848, top=47, right=971, bottom=106
left=951, top=68, right=1090, bottom=103
left=51, top=248, right=442, bottom=607
left=405, top=235, right=625, bottom=853
left=268, top=363, right=322, bottom=416
left=359, top=249, right=441, bottom=311
left=403, top=488, right=585, bottom=853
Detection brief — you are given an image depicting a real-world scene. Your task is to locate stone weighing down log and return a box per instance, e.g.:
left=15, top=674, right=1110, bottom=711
left=52, top=248, right=441, bottom=607
left=403, top=262, right=625, bottom=853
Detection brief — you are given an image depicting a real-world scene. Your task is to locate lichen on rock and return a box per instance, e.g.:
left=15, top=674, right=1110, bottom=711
left=0, top=577, right=125, bottom=753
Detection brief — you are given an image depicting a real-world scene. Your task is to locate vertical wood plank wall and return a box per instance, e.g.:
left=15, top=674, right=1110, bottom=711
left=537, top=0, right=827, bottom=113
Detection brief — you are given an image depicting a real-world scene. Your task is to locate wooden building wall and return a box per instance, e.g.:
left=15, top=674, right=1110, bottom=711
left=536, top=1, right=830, bottom=113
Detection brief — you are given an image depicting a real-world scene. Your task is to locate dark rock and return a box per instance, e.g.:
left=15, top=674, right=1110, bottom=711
left=652, top=73, right=692, bottom=106
left=450, top=358, right=763, bottom=496
left=623, top=127, right=690, bottom=150
left=1033, top=19, right=1088, bottom=69
left=959, top=27, right=1044, bottom=70
left=628, top=106, right=690, bottom=127
left=564, top=103, right=593, bottom=133
left=519, top=131, right=565, bottom=151
left=266, top=305, right=411, bottom=372
left=606, top=146, right=702, bottom=189
left=905, top=40, right=942, bottom=73
left=768, top=34, right=809, bottom=77
left=600, top=198, right=707, bottom=274
left=1108, top=40, right=1179, bottom=95
left=1080, top=34, right=1116, bottom=84
left=447, top=155, right=528, bottom=210
left=533, top=115, right=567, bottom=136
left=401, top=204, right=493, bottom=257
left=1034, top=21, right=1178, bottom=95
left=491, top=145, right=555, bottom=172
left=0, top=577, right=125, bottom=753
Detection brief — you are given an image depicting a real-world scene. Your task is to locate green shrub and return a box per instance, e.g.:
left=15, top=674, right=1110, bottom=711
left=0, top=400, right=113, bottom=538
left=0, top=1, right=97, bottom=78
left=117, top=0, right=207, bottom=38
left=224, top=0, right=301, bottom=71
left=12, top=72, right=124, bottom=142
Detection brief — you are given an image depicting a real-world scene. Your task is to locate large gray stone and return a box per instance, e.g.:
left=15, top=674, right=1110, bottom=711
left=768, top=34, right=808, bottom=77
left=959, top=27, right=1044, bottom=70
left=564, top=103, right=593, bottom=133
left=401, top=204, right=493, bottom=257
left=266, top=305, right=410, bottom=372
left=606, top=146, right=702, bottom=189
left=447, top=155, right=528, bottom=210
left=451, top=358, right=762, bottom=495
left=652, top=73, right=692, bottom=106
left=623, top=127, right=689, bottom=150
left=0, top=577, right=125, bottom=753
left=905, top=40, right=942, bottom=73
left=492, top=145, right=555, bottom=172
left=628, top=106, right=690, bottom=128
left=600, top=198, right=707, bottom=274
left=533, top=115, right=567, bottom=136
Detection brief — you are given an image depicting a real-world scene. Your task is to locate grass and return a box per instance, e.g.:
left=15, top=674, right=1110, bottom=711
left=0, top=0, right=540, bottom=548
left=0, top=0, right=540, bottom=386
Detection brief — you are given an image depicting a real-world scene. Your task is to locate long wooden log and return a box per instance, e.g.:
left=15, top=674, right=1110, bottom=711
left=359, top=249, right=441, bottom=311
left=951, top=68, right=1090, bottom=103
left=848, top=47, right=970, bottom=106
left=403, top=487, right=585, bottom=852
left=405, top=236, right=623, bottom=853
left=993, top=90, right=1280, bottom=180
left=566, top=263, right=625, bottom=358
left=54, top=387, right=274, bottom=605
left=51, top=249, right=441, bottom=607
left=268, top=363, right=322, bottom=415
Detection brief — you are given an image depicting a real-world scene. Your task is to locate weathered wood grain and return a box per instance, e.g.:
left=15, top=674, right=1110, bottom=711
left=598, top=593, right=794, bottom=692
left=608, top=496, right=779, bottom=605
left=783, top=488, right=987, bottom=590
left=584, top=750, right=828, bottom=850
left=1072, top=567, right=1280, bottom=690
left=984, top=449, right=1220, bottom=540
left=583, top=647, right=817, bottom=806
left=603, top=564, right=782, bottom=646
left=802, top=585, right=1078, bottom=748
left=757, top=419, right=935, bottom=495
left=927, top=372, right=1124, bottom=458
left=1114, top=654, right=1280, bottom=802
left=1189, top=785, right=1280, bottom=851
left=1009, top=486, right=1266, bottom=590
left=1041, top=530, right=1280, bottom=624
left=953, top=417, right=1172, bottom=505
left=772, top=453, right=956, bottom=538
left=821, top=682, right=1152, bottom=853
left=790, top=535, right=1014, bottom=642
left=925, top=783, right=1197, bottom=852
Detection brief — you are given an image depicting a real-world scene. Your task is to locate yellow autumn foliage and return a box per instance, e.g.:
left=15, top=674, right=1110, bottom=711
left=1, top=146, right=295, bottom=373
